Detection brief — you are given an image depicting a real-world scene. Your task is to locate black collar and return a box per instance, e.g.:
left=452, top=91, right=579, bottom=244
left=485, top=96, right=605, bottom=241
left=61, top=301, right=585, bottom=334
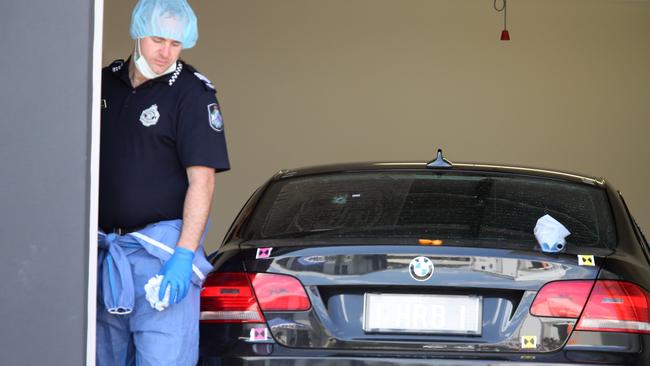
left=113, top=56, right=183, bottom=88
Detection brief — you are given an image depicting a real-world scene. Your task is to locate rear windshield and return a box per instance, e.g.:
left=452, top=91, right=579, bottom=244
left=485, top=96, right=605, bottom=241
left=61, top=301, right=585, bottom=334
left=242, top=172, right=616, bottom=248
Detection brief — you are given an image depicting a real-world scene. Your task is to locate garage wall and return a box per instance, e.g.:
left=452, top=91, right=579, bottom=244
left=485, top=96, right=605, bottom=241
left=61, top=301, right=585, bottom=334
left=103, top=0, right=650, bottom=253
left=0, top=0, right=96, bottom=364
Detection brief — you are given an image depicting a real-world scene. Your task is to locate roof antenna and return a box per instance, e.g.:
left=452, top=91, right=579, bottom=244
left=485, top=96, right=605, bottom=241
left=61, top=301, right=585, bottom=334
left=427, top=149, right=453, bottom=169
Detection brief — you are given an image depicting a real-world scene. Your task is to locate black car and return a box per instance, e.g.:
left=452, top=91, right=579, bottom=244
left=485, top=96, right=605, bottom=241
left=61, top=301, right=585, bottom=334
left=198, top=151, right=650, bottom=365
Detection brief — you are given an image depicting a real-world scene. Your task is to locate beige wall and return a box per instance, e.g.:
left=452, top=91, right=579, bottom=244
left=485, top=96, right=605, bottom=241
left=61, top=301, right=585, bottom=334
left=103, top=0, right=650, bottom=253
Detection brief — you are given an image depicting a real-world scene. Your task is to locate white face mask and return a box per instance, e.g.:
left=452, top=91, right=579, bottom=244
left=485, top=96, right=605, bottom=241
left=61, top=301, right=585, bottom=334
left=134, top=39, right=177, bottom=80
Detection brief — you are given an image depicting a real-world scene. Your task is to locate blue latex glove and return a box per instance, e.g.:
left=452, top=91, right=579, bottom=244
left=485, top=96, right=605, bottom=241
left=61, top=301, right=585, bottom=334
left=159, top=247, right=195, bottom=304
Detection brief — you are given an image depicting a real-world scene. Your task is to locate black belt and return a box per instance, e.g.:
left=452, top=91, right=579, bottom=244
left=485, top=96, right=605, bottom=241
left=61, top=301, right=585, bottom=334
left=101, top=225, right=147, bottom=235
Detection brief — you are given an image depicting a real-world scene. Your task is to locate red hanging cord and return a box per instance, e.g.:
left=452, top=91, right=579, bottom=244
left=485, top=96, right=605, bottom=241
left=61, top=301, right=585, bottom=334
left=494, top=0, right=510, bottom=41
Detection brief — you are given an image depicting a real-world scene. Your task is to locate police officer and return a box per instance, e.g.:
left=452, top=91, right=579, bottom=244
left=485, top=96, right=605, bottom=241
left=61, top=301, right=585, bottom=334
left=96, top=1, right=229, bottom=365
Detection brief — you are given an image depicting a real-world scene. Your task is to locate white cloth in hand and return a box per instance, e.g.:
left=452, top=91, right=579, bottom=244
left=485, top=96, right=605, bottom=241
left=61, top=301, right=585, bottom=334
left=144, top=275, right=171, bottom=311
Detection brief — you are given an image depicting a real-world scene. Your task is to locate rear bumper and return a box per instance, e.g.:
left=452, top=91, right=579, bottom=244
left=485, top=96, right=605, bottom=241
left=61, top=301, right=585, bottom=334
left=199, top=345, right=644, bottom=365
left=198, top=354, right=639, bottom=366
left=200, top=324, right=648, bottom=365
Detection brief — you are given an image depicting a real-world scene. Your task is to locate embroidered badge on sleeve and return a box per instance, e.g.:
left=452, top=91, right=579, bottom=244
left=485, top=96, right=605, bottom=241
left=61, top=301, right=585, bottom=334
left=207, top=103, right=224, bottom=132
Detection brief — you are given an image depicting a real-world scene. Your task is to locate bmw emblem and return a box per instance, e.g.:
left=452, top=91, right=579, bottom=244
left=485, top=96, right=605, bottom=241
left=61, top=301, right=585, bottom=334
left=409, top=256, right=434, bottom=281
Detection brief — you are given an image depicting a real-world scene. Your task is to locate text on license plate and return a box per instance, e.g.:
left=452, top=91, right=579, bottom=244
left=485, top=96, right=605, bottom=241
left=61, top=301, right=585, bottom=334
left=363, top=293, right=482, bottom=335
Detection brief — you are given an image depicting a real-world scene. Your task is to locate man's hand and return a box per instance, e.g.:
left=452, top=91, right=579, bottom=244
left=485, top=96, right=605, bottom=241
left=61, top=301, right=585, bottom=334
left=159, top=247, right=194, bottom=304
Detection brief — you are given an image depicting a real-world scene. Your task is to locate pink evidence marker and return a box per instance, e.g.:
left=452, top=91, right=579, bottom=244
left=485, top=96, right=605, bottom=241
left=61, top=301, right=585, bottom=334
left=250, top=327, right=268, bottom=341
left=256, top=247, right=272, bottom=259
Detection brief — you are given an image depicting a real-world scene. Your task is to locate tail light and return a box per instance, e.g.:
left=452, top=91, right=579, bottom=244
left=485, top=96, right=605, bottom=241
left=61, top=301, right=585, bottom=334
left=200, top=272, right=264, bottom=323
left=531, top=280, right=650, bottom=334
left=250, top=273, right=311, bottom=311
left=531, top=280, right=593, bottom=318
left=576, top=281, right=650, bottom=334
left=200, top=272, right=311, bottom=323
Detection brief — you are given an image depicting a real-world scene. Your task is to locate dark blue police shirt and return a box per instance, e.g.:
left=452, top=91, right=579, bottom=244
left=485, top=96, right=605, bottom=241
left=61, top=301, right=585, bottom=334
left=99, top=58, right=230, bottom=230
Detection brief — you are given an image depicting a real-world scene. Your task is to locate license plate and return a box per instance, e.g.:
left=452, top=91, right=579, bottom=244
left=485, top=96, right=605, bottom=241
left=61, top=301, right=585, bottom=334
left=363, top=293, right=482, bottom=335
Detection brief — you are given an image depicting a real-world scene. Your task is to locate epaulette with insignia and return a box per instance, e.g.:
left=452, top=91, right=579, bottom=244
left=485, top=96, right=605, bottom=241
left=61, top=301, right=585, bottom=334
left=193, top=71, right=215, bottom=91
left=183, top=62, right=216, bottom=91
left=110, top=59, right=125, bottom=73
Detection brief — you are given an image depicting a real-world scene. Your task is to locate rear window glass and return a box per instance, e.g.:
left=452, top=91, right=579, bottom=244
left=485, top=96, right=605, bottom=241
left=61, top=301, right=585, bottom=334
left=242, top=172, right=616, bottom=248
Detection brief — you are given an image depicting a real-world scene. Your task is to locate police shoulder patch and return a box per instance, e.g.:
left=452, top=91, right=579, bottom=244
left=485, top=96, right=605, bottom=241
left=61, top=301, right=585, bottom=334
left=193, top=72, right=215, bottom=91
left=207, top=103, right=224, bottom=132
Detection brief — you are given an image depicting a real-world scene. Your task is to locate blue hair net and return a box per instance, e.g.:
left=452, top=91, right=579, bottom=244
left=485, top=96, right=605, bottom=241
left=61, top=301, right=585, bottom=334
left=130, top=0, right=198, bottom=49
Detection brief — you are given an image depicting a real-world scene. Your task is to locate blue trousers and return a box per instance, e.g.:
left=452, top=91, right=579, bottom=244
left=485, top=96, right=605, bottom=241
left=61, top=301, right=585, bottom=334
left=96, top=221, right=211, bottom=366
